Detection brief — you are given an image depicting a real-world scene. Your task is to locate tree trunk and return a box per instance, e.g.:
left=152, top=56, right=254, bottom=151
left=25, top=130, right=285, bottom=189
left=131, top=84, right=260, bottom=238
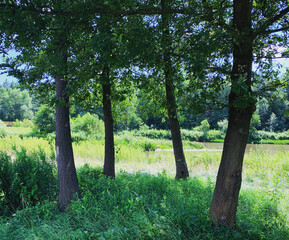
left=209, top=0, right=254, bottom=226
left=161, top=0, right=189, bottom=179
left=102, top=66, right=115, bottom=178
left=55, top=74, right=80, bottom=212
left=166, top=83, right=189, bottom=179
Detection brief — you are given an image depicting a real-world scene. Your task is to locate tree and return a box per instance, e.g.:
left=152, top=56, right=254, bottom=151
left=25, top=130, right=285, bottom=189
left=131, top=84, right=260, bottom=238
left=70, top=10, right=133, bottom=178
left=0, top=87, right=33, bottom=121
left=0, top=1, right=81, bottom=211
left=209, top=0, right=289, bottom=226
left=161, top=0, right=189, bottom=179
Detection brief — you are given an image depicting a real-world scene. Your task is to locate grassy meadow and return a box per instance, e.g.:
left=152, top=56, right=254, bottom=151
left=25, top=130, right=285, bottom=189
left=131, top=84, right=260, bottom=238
left=0, top=126, right=288, bottom=239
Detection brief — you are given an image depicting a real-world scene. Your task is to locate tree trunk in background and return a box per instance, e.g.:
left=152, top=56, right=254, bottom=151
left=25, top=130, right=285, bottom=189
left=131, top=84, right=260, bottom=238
left=209, top=0, right=255, bottom=226
left=102, top=66, right=115, bottom=178
left=165, top=82, right=189, bottom=179
left=56, top=74, right=80, bottom=212
left=161, top=0, right=189, bottom=179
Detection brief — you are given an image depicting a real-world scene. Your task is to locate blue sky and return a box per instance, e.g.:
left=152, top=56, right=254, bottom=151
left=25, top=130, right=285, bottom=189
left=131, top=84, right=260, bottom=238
left=0, top=50, right=19, bottom=84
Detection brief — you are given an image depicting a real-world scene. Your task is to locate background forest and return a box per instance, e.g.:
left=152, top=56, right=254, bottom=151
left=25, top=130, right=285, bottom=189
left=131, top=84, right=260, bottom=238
left=1, top=82, right=289, bottom=143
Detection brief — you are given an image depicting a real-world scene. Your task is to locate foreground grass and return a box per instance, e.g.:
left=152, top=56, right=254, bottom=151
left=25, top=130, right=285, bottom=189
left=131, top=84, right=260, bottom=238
left=0, top=136, right=288, bottom=239
left=0, top=168, right=288, bottom=240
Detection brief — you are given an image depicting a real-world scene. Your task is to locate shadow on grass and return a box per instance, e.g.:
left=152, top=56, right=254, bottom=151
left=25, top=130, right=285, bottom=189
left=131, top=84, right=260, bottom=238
left=1, top=165, right=288, bottom=240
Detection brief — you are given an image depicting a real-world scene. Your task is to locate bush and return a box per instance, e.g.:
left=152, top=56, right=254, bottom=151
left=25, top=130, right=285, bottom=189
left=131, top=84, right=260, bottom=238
left=136, top=129, right=171, bottom=140
left=135, top=140, right=157, bottom=151
left=14, top=119, right=35, bottom=128
left=193, top=119, right=210, bottom=133
left=115, top=133, right=157, bottom=151
left=217, top=119, right=228, bottom=133
left=34, top=105, right=55, bottom=134
left=206, top=130, right=223, bottom=141
left=0, top=152, right=14, bottom=215
left=77, top=164, right=103, bottom=193
left=71, top=113, right=104, bottom=139
left=0, top=120, right=7, bottom=138
left=181, top=129, right=204, bottom=141
left=251, top=130, right=279, bottom=141
left=0, top=148, right=57, bottom=216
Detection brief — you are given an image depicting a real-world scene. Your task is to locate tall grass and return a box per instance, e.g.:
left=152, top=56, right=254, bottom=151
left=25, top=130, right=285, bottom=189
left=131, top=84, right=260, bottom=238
left=0, top=169, right=287, bottom=239
left=0, top=135, right=288, bottom=239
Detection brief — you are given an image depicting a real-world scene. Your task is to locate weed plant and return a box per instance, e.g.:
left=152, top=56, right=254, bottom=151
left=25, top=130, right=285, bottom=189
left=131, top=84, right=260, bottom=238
left=0, top=166, right=288, bottom=239
left=0, top=148, right=57, bottom=216
left=0, top=135, right=288, bottom=239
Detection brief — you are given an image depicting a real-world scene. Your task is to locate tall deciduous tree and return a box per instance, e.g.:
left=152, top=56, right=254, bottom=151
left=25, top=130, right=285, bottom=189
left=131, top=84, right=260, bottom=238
left=161, top=0, right=189, bottom=179
left=70, top=11, right=132, bottom=178
left=0, top=1, right=81, bottom=211
left=54, top=24, right=80, bottom=212
left=0, top=87, right=33, bottom=121
left=209, top=0, right=289, bottom=226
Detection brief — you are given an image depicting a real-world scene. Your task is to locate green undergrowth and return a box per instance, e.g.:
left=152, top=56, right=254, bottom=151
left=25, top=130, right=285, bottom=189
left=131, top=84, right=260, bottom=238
left=115, top=131, right=203, bottom=151
left=0, top=148, right=57, bottom=216
left=0, top=165, right=288, bottom=240
left=259, top=139, right=289, bottom=145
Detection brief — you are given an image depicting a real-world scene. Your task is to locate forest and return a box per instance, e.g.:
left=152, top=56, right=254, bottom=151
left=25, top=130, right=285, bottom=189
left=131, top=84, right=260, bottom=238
left=0, top=0, right=289, bottom=239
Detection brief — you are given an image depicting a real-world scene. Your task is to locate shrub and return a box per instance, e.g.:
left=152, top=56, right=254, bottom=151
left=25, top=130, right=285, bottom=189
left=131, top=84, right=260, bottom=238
left=71, top=113, right=104, bottom=139
left=136, top=129, right=171, bottom=140
left=115, top=133, right=157, bottom=151
left=181, top=129, right=204, bottom=141
left=71, top=131, right=89, bottom=143
left=206, top=130, right=223, bottom=141
left=0, top=152, right=14, bottom=215
left=136, top=140, right=157, bottom=151
left=0, top=148, right=57, bottom=215
left=14, top=119, right=34, bottom=128
left=217, top=119, right=228, bottom=133
left=34, top=105, right=55, bottom=134
left=77, top=164, right=103, bottom=193
left=252, top=130, right=279, bottom=141
left=0, top=120, right=7, bottom=138
left=193, top=119, right=210, bottom=133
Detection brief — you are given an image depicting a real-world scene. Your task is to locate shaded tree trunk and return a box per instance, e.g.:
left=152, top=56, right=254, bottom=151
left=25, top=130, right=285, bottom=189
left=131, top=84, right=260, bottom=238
left=165, top=82, right=189, bottom=179
left=161, top=0, right=189, bottom=179
left=102, top=66, right=115, bottom=178
left=55, top=30, right=80, bottom=211
left=55, top=74, right=80, bottom=212
left=209, top=0, right=255, bottom=226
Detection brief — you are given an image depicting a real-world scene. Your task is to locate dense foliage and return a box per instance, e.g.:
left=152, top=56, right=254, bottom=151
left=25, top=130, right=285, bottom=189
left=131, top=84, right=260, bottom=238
left=2, top=84, right=289, bottom=135
left=0, top=149, right=57, bottom=216
left=0, top=87, right=33, bottom=121
left=0, top=163, right=287, bottom=239
left=71, top=113, right=105, bottom=140
left=33, top=105, right=55, bottom=134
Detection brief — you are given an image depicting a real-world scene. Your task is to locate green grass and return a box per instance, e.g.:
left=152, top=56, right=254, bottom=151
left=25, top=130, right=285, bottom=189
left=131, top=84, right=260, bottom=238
left=6, top=127, right=34, bottom=136
left=259, top=139, right=289, bottom=145
left=0, top=168, right=288, bottom=240
left=0, top=132, right=288, bottom=239
left=211, top=138, right=224, bottom=143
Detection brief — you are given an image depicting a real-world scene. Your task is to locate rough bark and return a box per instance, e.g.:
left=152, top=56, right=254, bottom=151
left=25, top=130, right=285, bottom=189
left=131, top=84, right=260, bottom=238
left=55, top=29, right=80, bottom=211
left=55, top=74, right=80, bottom=212
left=102, top=66, right=115, bottom=178
left=166, top=82, right=189, bottom=179
left=161, top=0, right=189, bottom=179
left=209, top=0, right=254, bottom=226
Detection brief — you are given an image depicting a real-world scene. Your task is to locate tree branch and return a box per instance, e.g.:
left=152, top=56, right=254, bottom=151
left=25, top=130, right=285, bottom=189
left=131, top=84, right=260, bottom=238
left=0, top=63, right=12, bottom=69
left=254, top=7, right=289, bottom=36
left=265, top=25, right=289, bottom=34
